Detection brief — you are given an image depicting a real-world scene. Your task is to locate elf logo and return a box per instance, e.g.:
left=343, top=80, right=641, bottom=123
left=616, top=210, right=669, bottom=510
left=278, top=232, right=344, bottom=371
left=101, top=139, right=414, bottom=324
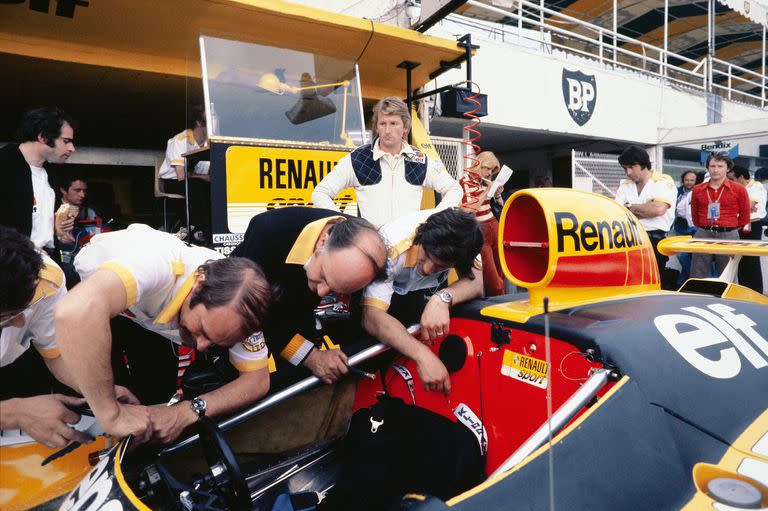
left=654, top=304, right=768, bottom=379
left=562, top=68, right=597, bottom=126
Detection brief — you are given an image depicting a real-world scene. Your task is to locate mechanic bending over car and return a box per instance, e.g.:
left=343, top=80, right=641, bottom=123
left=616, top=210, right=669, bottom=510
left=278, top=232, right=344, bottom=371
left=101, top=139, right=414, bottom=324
left=231, top=207, right=389, bottom=384
left=362, top=208, right=484, bottom=395
left=54, top=224, right=274, bottom=444
left=0, top=226, right=138, bottom=448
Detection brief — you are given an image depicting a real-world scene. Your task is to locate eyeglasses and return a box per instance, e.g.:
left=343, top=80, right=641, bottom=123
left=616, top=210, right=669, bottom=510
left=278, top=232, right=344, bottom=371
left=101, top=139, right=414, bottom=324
left=0, top=295, right=45, bottom=328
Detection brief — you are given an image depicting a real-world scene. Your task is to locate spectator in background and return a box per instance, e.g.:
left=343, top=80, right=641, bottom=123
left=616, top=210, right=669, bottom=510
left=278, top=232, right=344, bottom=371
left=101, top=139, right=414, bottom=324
left=615, top=146, right=677, bottom=289
left=159, top=106, right=210, bottom=242
left=0, top=107, right=76, bottom=251
left=733, top=166, right=766, bottom=293
left=311, top=96, right=462, bottom=228
left=56, top=176, right=111, bottom=265
left=690, top=152, right=751, bottom=279
left=534, top=176, right=553, bottom=188
left=460, top=151, right=506, bottom=296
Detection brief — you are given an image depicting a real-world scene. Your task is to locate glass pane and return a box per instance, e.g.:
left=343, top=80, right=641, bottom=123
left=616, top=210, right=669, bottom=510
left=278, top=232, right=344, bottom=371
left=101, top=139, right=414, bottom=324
left=200, top=35, right=363, bottom=147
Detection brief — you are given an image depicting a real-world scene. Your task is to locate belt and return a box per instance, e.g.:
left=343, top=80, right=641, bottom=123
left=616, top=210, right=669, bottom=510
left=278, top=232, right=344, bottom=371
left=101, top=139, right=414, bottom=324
left=646, top=230, right=666, bottom=238
left=700, top=225, right=737, bottom=232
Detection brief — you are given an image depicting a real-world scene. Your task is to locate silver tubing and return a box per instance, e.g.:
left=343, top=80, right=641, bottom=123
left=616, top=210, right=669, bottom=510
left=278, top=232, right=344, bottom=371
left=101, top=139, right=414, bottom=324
left=161, top=343, right=390, bottom=456
left=488, top=368, right=611, bottom=480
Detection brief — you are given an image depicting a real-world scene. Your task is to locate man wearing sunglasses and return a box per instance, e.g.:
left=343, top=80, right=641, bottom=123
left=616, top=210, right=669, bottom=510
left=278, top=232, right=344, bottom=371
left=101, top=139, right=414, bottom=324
left=361, top=208, right=484, bottom=396
left=0, top=227, right=138, bottom=448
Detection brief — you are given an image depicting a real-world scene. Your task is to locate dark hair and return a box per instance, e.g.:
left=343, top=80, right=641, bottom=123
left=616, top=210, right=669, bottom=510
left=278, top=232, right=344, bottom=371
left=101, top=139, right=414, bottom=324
left=680, top=170, right=696, bottom=181
left=414, top=209, right=483, bottom=279
left=618, top=146, right=652, bottom=170
left=14, top=107, right=75, bottom=146
left=186, top=105, right=207, bottom=130
left=189, top=257, right=274, bottom=336
left=326, top=217, right=389, bottom=282
left=695, top=171, right=706, bottom=184
left=0, top=226, right=44, bottom=312
left=705, top=151, right=734, bottom=171
left=59, top=175, right=88, bottom=192
left=732, top=165, right=750, bottom=180
left=755, top=167, right=768, bottom=181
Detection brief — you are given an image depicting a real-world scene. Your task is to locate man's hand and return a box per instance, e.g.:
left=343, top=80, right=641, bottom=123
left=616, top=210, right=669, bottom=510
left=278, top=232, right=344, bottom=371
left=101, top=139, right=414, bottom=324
left=58, top=215, right=75, bottom=234
left=149, top=405, right=197, bottom=444
left=414, top=345, right=451, bottom=395
left=420, top=295, right=451, bottom=342
left=100, top=403, right=152, bottom=444
left=4, top=394, right=92, bottom=449
left=115, top=385, right=140, bottom=405
left=303, top=348, right=348, bottom=384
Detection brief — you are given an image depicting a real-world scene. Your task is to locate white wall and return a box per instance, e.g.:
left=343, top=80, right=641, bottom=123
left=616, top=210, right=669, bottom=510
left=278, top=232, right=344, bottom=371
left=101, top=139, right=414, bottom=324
left=426, top=24, right=768, bottom=145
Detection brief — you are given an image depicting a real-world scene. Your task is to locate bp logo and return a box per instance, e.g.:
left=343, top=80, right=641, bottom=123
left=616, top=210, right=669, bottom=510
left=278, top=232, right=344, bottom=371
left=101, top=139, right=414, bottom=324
left=562, top=69, right=597, bottom=126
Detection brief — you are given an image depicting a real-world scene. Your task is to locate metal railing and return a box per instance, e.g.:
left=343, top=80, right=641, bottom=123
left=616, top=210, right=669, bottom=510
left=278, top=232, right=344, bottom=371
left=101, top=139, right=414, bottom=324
left=464, top=0, right=767, bottom=108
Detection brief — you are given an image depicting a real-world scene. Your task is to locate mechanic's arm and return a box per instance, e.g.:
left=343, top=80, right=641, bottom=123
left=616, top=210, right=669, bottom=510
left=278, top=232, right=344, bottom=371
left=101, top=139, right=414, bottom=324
left=363, top=306, right=450, bottom=394
left=54, top=269, right=151, bottom=441
left=0, top=394, right=92, bottom=448
left=421, top=266, right=483, bottom=341
left=311, top=159, right=355, bottom=212
left=627, top=201, right=669, bottom=219
left=428, top=164, right=463, bottom=209
left=150, top=367, right=270, bottom=444
left=174, top=165, right=186, bottom=181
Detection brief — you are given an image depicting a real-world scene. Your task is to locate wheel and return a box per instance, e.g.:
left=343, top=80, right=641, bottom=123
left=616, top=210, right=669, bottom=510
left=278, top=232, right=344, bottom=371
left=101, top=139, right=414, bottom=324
left=197, top=416, right=251, bottom=511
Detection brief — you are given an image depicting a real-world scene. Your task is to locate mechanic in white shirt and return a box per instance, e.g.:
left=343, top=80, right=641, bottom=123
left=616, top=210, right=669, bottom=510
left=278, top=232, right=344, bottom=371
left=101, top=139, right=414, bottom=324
left=312, top=97, right=462, bottom=228
left=362, top=209, right=483, bottom=396
left=615, top=146, right=677, bottom=289
left=0, top=227, right=138, bottom=448
left=57, top=224, right=274, bottom=444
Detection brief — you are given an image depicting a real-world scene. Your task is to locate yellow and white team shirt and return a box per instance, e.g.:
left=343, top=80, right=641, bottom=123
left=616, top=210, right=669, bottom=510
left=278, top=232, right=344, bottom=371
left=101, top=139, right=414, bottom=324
left=74, top=224, right=267, bottom=372
left=1, top=254, right=65, bottom=367
left=745, top=179, right=767, bottom=222
left=614, top=171, right=677, bottom=232
left=362, top=209, right=450, bottom=311
left=158, top=129, right=207, bottom=180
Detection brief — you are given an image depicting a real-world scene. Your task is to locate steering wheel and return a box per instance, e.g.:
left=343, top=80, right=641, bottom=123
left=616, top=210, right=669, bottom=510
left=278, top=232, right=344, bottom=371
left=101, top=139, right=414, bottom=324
left=197, top=416, right=251, bottom=511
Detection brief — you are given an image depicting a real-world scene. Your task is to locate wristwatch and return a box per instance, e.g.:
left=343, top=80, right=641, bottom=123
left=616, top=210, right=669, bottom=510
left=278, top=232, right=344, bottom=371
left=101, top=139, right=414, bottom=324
left=437, top=290, right=453, bottom=305
left=189, top=397, right=207, bottom=419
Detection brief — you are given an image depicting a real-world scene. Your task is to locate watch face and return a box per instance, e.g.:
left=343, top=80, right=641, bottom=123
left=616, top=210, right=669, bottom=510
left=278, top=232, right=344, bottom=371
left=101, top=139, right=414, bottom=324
left=191, top=398, right=206, bottom=416
left=439, top=291, right=453, bottom=304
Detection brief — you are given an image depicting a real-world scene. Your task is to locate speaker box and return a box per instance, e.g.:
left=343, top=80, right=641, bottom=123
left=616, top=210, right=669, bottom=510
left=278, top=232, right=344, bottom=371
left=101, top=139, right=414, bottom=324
left=440, top=87, right=488, bottom=118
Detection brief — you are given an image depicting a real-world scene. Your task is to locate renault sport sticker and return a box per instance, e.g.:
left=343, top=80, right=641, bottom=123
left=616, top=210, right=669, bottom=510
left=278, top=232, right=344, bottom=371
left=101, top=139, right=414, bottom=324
left=502, top=350, right=549, bottom=389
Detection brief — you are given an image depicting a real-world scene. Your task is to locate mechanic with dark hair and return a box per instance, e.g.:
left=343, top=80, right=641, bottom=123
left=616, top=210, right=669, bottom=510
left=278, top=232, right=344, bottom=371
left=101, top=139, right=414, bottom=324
left=0, top=107, right=76, bottom=251
left=55, top=224, right=275, bottom=444
left=362, top=208, right=484, bottom=395
left=690, top=152, right=751, bottom=279
left=732, top=165, right=766, bottom=292
left=159, top=105, right=211, bottom=242
left=232, top=207, right=389, bottom=384
left=615, top=145, right=677, bottom=289
left=0, top=226, right=138, bottom=448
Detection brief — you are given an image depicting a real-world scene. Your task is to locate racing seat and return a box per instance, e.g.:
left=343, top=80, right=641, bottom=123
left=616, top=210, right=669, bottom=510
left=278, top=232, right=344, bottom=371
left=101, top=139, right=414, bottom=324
left=153, top=155, right=185, bottom=232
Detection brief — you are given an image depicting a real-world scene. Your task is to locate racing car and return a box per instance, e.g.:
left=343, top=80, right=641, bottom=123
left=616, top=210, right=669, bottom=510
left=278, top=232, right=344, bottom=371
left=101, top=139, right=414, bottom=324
left=45, top=189, right=768, bottom=510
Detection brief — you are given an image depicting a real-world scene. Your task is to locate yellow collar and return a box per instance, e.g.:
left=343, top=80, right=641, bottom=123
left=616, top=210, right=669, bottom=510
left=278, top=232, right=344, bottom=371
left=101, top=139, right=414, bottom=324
left=154, top=270, right=198, bottom=324
left=403, top=245, right=420, bottom=268
left=31, top=262, right=64, bottom=302
left=285, top=216, right=346, bottom=265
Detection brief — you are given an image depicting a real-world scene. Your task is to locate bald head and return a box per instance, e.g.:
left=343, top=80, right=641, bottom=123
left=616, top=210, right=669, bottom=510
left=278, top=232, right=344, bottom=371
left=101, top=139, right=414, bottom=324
left=306, top=217, right=388, bottom=297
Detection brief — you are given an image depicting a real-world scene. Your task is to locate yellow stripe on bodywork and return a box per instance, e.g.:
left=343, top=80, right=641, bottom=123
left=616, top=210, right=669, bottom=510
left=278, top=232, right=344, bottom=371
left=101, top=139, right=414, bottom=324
left=114, top=441, right=152, bottom=511
left=658, top=236, right=768, bottom=257
left=680, top=409, right=768, bottom=510
left=448, top=376, right=630, bottom=505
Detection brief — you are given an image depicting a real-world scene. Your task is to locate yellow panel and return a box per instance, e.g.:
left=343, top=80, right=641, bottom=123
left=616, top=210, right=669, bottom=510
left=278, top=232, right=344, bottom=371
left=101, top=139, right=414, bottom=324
left=0, top=0, right=464, bottom=99
left=0, top=437, right=110, bottom=511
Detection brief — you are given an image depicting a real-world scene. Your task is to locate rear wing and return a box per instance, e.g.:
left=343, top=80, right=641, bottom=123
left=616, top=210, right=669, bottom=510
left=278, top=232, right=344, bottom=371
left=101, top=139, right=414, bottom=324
left=658, top=236, right=768, bottom=257
left=658, top=236, right=768, bottom=303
